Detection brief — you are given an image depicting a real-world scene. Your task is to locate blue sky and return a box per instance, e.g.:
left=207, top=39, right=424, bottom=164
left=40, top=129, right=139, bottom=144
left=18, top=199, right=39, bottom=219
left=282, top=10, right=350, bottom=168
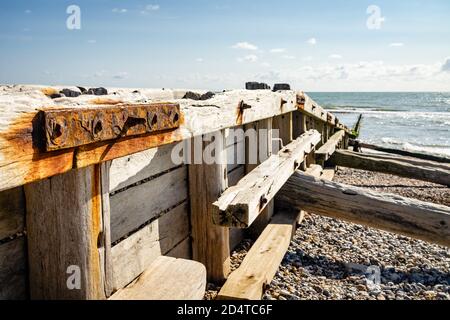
left=1, top=0, right=450, bottom=91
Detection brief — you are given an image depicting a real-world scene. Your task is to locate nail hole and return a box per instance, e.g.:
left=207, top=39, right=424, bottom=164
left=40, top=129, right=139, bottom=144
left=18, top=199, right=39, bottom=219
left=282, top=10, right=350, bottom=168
left=173, top=112, right=179, bottom=123
left=94, top=121, right=103, bottom=136
left=53, top=123, right=63, bottom=139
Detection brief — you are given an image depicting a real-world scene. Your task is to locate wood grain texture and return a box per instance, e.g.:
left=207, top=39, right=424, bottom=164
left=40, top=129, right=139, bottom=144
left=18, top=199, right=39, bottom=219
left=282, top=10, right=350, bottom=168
left=217, top=210, right=299, bottom=300
left=166, top=237, right=192, bottom=260
left=110, top=256, right=206, bottom=300
left=0, top=187, right=25, bottom=240
left=111, top=202, right=190, bottom=291
left=331, top=150, right=450, bottom=187
left=315, top=130, right=346, bottom=161
left=189, top=131, right=231, bottom=283
left=109, top=143, right=179, bottom=193
left=213, top=130, right=321, bottom=228
left=110, top=166, right=188, bottom=243
left=2, top=87, right=329, bottom=191
left=25, top=165, right=106, bottom=300
left=278, top=171, right=450, bottom=247
left=0, top=237, right=27, bottom=300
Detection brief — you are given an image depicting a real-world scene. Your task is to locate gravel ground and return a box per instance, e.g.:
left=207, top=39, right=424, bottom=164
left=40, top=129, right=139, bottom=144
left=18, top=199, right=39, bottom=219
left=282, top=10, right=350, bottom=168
left=205, top=168, right=450, bottom=300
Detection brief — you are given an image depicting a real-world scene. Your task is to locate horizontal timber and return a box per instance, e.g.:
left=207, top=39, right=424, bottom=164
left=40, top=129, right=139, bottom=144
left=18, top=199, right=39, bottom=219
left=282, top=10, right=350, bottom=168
left=0, top=85, right=348, bottom=191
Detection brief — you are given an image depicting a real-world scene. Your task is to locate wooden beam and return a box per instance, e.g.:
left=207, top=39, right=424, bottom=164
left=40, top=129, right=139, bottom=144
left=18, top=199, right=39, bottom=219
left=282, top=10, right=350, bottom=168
left=359, top=142, right=450, bottom=164
left=0, top=86, right=348, bottom=192
left=109, top=256, right=206, bottom=300
left=217, top=209, right=299, bottom=300
left=315, top=130, right=346, bottom=162
left=213, top=130, right=321, bottom=228
left=25, top=165, right=108, bottom=299
left=330, top=150, right=450, bottom=187
left=189, top=131, right=231, bottom=283
left=277, top=171, right=450, bottom=247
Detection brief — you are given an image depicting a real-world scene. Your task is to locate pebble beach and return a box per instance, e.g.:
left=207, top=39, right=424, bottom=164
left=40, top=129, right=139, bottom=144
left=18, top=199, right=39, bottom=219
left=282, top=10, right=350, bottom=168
left=205, top=167, right=450, bottom=300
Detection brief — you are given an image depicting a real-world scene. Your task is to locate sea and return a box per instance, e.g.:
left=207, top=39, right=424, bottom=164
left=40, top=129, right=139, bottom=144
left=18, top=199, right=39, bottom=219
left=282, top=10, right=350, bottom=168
left=307, top=92, right=450, bottom=157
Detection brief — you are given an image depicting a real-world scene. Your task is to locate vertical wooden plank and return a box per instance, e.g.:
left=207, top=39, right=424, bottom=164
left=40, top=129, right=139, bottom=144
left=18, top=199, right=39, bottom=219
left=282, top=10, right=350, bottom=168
left=189, top=131, right=230, bottom=283
left=293, top=111, right=307, bottom=138
left=100, top=162, right=114, bottom=297
left=247, top=118, right=275, bottom=239
left=25, top=165, right=106, bottom=300
left=244, top=122, right=259, bottom=174
left=272, top=113, right=293, bottom=153
left=0, top=238, right=27, bottom=300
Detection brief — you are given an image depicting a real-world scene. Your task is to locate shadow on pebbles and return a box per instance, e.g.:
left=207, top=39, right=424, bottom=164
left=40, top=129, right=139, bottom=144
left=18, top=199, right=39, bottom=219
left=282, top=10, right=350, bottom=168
left=205, top=168, right=450, bottom=300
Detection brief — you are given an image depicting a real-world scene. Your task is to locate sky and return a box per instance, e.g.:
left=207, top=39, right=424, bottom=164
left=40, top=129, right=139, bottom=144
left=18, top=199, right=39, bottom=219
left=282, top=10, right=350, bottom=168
left=1, top=0, right=450, bottom=91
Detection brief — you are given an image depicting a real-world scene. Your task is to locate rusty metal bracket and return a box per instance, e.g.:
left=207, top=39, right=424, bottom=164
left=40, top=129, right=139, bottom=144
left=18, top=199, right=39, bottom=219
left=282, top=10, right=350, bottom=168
left=42, top=103, right=180, bottom=151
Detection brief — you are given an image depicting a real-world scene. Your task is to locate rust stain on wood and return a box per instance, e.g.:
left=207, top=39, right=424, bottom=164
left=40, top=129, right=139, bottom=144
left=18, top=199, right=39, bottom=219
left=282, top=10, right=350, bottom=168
left=42, top=103, right=181, bottom=151
left=75, top=128, right=184, bottom=168
left=0, top=112, right=74, bottom=190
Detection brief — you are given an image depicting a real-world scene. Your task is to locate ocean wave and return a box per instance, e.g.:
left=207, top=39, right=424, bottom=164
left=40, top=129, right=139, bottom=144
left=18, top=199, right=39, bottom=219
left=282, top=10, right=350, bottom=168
left=378, top=138, right=450, bottom=157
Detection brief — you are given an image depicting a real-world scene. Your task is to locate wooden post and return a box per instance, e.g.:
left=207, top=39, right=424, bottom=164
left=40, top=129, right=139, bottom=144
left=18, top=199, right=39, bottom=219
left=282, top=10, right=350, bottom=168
left=247, top=118, right=274, bottom=238
left=189, top=131, right=230, bottom=283
left=25, top=165, right=108, bottom=300
left=278, top=171, right=450, bottom=247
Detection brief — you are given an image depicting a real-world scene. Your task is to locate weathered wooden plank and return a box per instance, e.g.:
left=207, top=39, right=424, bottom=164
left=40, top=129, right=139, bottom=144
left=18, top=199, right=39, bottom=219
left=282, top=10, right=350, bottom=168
left=189, top=131, right=231, bottom=283
left=0, top=86, right=348, bottom=192
left=100, top=162, right=114, bottom=297
left=110, top=256, right=206, bottom=300
left=109, top=143, right=179, bottom=193
left=330, top=150, right=450, bottom=187
left=213, top=130, right=321, bottom=228
left=25, top=165, right=107, bottom=300
left=0, top=187, right=25, bottom=240
left=110, top=166, right=188, bottom=243
left=315, top=130, right=346, bottom=162
left=278, top=171, right=450, bottom=247
left=358, top=142, right=450, bottom=164
left=227, top=140, right=245, bottom=173
left=166, top=237, right=192, bottom=260
left=272, top=113, right=292, bottom=152
left=228, top=166, right=246, bottom=250
left=111, top=202, right=190, bottom=291
left=248, top=118, right=276, bottom=238
left=0, top=237, right=27, bottom=300
left=217, top=209, right=299, bottom=300
left=228, top=166, right=245, bottom=187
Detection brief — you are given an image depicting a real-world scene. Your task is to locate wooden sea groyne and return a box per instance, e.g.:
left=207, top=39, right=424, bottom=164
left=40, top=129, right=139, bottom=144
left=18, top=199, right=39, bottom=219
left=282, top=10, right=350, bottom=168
left=0, top=85, right=449, bottom=300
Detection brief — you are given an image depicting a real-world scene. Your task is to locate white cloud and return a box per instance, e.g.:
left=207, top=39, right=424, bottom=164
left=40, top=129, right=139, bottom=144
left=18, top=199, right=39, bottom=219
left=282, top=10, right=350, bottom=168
left=25, top=9, right=32, bottom=14
left=442, top=58, right=450, bottom=72
left=329, top=54, right=343, bottom=59
left=270, top=48, right=286, bottom=53
left=113, top=72, right=129, bottom=80
left=261, top=62, right=271, bottom=67
left=390, top=43, right=404, bottom=47
left=146, top=4, right=160, bottom=11
left=112, top=8, right=128, bottom=13
left=196, top=58, right=204, bottom=63
left=87, top=40, right=97, bottom=44
left=237, top=55, right=259, bottom=63
left=303, top=56, right=313, bottom=62
left=307, top=38, right=317, bottom=45
left=232, top=42, right=258, bottom=51
left=282, top=55, right=296, bottom=60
